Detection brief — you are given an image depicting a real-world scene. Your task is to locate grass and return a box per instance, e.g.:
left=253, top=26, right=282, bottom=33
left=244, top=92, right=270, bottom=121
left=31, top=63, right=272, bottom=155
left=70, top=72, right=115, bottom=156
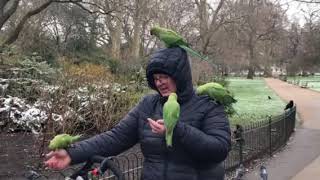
left=287, top=76, right=320, bottom=92
left=227, top=78, right=286, bottom=126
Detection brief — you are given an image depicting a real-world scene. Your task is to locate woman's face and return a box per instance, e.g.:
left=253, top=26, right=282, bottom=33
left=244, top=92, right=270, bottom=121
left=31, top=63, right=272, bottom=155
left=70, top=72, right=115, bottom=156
left=153, top=73, right=177, bottom=97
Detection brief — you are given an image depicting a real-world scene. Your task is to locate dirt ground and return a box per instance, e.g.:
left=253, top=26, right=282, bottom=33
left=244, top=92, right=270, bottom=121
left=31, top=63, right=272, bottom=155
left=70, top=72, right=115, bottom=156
left=0, top=132, right=76, bottom=180
left=0, top=132, right=45, bottom=180
left=0, top=131, right=141, bottom=180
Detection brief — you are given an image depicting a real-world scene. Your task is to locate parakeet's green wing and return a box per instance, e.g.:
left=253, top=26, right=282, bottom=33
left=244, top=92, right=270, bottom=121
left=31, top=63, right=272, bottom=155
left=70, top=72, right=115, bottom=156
left=159, top=32, right=184, bottom=47
left=196, top=82, right=237, bottom=116
left=163, top=93, right=180, bottom=147
left=48, top=134, right=81, bottom=150
left=163, top=101, right=180, bottom=147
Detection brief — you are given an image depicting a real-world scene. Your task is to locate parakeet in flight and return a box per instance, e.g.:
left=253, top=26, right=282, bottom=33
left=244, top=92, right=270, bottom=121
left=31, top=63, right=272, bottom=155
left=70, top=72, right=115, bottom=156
left=150, top=26, right=208, bottom=61
left=163, top=93, right=180, bottom=147
left=196, top=82, right=237, bottom=115
left=48, top=134, right=81, bottom=150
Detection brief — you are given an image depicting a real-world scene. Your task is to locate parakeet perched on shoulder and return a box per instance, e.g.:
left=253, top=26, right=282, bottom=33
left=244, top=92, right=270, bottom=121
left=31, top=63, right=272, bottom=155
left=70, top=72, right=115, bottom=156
left=163, top=93, right=180, bottom=147
left=196, top=82, right=237, bottom=116
left=48, top=134, right=81, bottom=150
left=150, top=26, right=208, bottom=61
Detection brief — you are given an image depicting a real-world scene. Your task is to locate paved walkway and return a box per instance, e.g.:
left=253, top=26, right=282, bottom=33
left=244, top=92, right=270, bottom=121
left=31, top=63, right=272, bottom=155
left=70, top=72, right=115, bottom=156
left=243, top=78, right=320, bottom=180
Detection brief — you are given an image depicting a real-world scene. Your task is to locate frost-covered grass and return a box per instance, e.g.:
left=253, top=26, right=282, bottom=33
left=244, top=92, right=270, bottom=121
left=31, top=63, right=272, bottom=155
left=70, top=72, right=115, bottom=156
left=287, top=76, right=320, bottom=92
left=228, top=78, right=286, bottom=126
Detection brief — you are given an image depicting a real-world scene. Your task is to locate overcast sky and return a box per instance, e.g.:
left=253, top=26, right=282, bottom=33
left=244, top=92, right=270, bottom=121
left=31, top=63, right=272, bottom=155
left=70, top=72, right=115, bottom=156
left=282, top=0, right=320, bottom=26
left=207, top=0, right=320, bottom=26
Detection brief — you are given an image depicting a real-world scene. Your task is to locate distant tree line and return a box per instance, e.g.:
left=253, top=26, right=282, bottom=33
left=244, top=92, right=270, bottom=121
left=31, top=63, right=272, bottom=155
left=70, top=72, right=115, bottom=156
left=1, top=0, right=319, bottom=78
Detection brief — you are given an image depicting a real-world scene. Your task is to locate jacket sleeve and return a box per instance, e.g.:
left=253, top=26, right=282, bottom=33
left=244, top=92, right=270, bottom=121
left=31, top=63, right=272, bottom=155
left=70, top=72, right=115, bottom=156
left=66, top=97, right=146, bottom=165
left=173, top=103, right=231, bottom=163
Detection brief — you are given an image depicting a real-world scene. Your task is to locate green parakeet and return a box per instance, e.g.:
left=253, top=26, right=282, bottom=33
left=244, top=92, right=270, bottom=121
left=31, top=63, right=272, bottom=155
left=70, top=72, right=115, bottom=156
left=48, top=134, right=81, bottom=150
left=150, top=26, right=208, bottom=61
left=196, top=82, right=237, bottom=116
left=163, top=93, right=180, bottom=147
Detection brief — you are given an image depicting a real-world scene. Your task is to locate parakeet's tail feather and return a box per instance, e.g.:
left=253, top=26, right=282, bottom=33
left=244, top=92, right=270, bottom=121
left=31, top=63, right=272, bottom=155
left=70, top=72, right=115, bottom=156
left=166, top=132, right=173, bottom=147
left=179, top=45, right=208, bottom=61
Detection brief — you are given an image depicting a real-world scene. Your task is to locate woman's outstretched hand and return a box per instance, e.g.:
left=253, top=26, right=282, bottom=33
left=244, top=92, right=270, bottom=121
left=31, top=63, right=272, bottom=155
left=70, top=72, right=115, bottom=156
left=44, top=149, right=71, bottom=170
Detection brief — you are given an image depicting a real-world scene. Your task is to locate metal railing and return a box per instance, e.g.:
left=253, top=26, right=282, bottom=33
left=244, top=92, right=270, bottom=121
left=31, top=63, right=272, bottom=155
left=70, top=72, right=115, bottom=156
left=96, top=106, right=297, bottom=179
left=225, top=106, right=296, bottom=172
left=1, top=106, right=296, bottom=179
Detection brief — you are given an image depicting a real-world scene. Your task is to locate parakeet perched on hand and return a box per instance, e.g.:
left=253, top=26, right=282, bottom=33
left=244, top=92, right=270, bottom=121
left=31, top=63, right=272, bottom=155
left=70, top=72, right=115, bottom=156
left=196, top=82, right=237, bottom=116
left=48, top=134, right=81, bottom=150
left=163, top=93, right=180, bottom=147
left=150, top=26, right=208, bottom=61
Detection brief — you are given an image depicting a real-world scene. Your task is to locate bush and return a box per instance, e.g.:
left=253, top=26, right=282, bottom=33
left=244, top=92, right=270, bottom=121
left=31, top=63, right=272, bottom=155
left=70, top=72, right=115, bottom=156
left=58, top=59, right=113, bottom=84
left=39, top=71, right=144, bottom=135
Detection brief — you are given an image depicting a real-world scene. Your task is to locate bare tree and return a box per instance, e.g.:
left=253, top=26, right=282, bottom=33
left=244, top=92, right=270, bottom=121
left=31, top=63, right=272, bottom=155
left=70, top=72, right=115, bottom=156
left=1, top=0, right=56, bottom=48
left=195, top=0, right=226, bottom=55
left=228, top=0, right=285, bottom=78
left=0, top=0, right=113, bottom=49
left=102, top=0, right=124, bottom=60
left=0, top=0, right=20, bottom=29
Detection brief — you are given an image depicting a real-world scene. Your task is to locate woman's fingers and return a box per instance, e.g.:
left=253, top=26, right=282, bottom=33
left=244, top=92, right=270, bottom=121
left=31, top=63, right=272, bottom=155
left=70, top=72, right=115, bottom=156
left=45, top=150, right=66, bottom=159
left=148, top=118, right=162, bottom=129
left=157, top=119, right=164, bottom=125
left=148, top=118, right=165, bottom=134
left=45, top=151, right=55, bottom=158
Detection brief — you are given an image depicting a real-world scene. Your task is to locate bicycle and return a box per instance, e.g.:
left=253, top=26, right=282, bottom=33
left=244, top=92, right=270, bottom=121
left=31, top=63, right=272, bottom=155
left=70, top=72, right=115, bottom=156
left=67, top=155, right=125, bottom=180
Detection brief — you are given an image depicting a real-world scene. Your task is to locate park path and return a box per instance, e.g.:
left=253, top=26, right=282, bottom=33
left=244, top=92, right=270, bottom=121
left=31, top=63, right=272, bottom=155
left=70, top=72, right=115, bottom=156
left=244, top=78, right=320, bottom=180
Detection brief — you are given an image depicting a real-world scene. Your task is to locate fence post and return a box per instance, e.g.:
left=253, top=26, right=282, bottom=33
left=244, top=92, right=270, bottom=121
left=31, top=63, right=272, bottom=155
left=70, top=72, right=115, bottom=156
left=292, top=106, right=296, bottom=134
left=268, top=116, right=272, bottom=157
left=284, top=112, right=287, bottom=142
left=235, top=124, right=244, bottom=166
left=239, top=139, right=243, bottom=166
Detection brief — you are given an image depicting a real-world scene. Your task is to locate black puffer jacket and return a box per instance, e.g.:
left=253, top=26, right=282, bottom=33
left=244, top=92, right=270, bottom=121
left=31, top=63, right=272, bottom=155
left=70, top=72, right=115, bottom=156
left=67, top=47, right=231, bottom=180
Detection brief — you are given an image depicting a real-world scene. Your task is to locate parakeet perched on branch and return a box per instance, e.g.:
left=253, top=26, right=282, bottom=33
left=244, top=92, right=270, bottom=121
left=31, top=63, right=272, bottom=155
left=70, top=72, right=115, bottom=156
left=196, top=82, right=237, bottom=116
left=48, top=134, right=81, bottom=150
left=150, top=26, right=208, bottom=61
left=163, top=93, right=180, bottom=147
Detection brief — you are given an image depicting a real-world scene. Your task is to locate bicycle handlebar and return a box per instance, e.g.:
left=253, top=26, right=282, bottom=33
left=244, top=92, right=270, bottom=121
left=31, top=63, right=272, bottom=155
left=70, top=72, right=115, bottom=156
left=69, top=155, right=125, bottom=180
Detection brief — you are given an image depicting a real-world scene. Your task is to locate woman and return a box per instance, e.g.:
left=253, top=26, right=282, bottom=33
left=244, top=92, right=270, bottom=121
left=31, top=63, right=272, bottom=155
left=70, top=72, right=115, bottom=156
left=45, top=47, right=231, bottom=180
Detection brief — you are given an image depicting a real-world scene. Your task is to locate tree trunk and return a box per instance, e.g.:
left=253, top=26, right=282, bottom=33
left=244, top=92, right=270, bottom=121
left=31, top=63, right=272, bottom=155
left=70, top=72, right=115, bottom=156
left=0, top=0, right=20, bottom=30
left=1, top=0, right=53, bottom=48
left=196, top=0, right=224, bottom=54
left=197, top=0, right=209, bottom=53
left=247, top=32, right=255, bottom=79
left=110, top=19, right=121, bottom=60
left=130, top=0, right=142, bottom=60
left=247, top=51, right=255, bottom=79
left=247, top=66, right=255, bottom=79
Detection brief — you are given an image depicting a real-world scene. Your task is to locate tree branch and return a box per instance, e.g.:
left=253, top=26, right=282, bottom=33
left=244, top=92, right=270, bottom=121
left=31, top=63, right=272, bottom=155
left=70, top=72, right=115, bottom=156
left=294, top=0, right=320, bottom=3
left=1, top=0, right=119, bottom=48
left=73, top=1, right=118, bottom=16
left=2, top=0, right=54, bottom=47
left=0, top=0, right=20, bottom=29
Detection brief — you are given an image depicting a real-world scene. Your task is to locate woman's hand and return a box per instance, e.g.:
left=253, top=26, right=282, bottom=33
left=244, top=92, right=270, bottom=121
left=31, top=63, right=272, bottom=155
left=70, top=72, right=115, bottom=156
left=44, top=149, right=71, bottom=170
left=148, top=118, right=166, bottom=135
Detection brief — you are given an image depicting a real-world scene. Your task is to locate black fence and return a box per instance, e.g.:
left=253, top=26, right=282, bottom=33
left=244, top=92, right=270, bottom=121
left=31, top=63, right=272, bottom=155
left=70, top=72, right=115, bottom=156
left=224, top=106, right=296, bottom=172
left=102, top=106, right=297, bottom=179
